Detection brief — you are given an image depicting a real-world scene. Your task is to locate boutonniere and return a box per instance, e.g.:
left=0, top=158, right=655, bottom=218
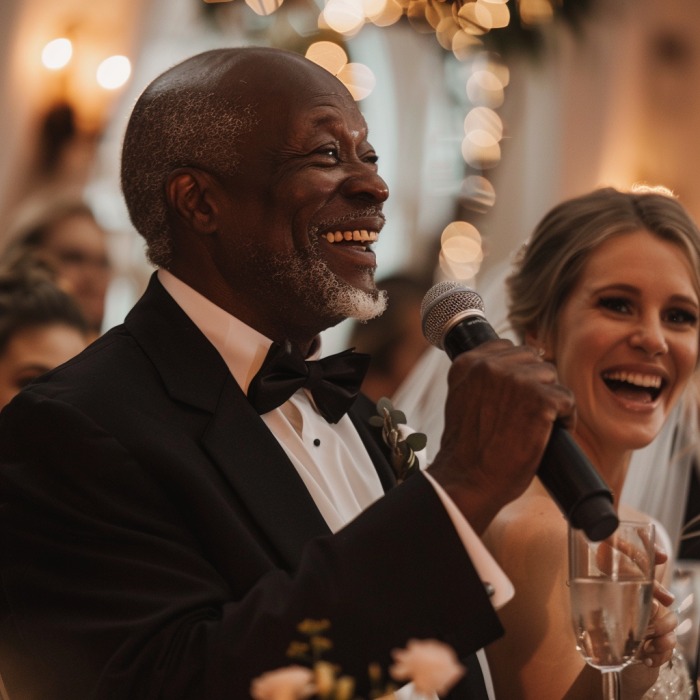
left=368, top=398, right=427, bottom=484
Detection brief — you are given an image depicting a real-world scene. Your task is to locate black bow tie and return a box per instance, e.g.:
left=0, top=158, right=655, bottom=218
left=247, top=341, right=371, bottom=424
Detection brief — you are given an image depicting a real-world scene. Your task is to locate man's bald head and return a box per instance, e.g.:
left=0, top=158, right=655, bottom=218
left=121, top=48, right=349, bottom=267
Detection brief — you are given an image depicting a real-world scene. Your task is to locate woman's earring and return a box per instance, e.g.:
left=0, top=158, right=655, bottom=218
left=538, top=347, right=546, bottom=358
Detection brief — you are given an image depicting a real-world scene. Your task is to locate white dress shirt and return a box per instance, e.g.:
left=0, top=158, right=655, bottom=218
left=158, top=269, right=512, bottom=699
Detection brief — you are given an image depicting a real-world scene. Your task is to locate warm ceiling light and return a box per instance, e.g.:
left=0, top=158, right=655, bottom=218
left=96, top=56, right=131, bottom=90
left=42, top=38, right=73, bottom=70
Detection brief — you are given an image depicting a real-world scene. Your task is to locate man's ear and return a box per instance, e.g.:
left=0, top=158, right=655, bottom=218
left=165, top=168, right=220, bottom=235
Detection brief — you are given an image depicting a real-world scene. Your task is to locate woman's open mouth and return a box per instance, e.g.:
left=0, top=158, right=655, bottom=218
left=601, top=370, right=665, bottom=404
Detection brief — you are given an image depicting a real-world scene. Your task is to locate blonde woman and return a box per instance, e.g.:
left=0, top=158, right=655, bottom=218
left=483, top=187, right=696, bottom=699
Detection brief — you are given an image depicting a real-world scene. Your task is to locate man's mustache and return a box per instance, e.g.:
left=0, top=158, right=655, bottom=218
left=310, top=207, right=386, bottom=235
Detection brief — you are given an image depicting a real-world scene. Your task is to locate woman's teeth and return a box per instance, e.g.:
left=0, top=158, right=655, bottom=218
left=601, top=370, right=662, bottom=389
left=324, top=230, right=378, bottom=243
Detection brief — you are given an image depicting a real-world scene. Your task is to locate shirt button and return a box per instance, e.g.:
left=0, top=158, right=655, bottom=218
left=313, top=439, right=321, bottom=447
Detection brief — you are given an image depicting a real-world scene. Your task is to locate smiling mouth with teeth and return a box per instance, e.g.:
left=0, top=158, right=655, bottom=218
left=601, top=370, right=665, bottom=403
left=323, top=230, right=378, bottom=246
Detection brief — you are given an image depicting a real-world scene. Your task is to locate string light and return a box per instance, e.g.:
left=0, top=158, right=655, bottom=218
left=41, top=39, right=73, bottom=70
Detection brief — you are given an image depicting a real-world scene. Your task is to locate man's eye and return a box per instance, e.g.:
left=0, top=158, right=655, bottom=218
left=598, top=296, right=631, bottom=314
left=665, top=308, right=698, bottom=326
left=364, top=154, right=379, bottom=165
left=317, top=148, right=339, bottom=160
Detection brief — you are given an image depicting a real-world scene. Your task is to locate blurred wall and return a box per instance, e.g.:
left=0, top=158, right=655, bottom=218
left=479, top=0, right=700, bottom=284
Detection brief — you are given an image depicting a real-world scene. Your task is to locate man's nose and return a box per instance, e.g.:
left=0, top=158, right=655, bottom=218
left=341, top=168, right=389, bottom=204
left=629, top=317, right=669, bottom=356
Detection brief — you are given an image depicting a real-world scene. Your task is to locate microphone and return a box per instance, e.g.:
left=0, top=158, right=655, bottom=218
left=421, top=281, right=619, bottom=542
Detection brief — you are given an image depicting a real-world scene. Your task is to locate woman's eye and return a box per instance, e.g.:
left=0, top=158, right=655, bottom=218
left=598, top=297, right=631, bottom=314
left=665, top=308, right=698, bottom=326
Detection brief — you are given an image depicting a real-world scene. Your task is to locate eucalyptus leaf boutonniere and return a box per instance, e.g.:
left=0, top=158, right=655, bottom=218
left=368, top=398, right=427, bottom=484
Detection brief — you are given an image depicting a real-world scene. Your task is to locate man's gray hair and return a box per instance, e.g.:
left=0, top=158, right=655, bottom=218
left=121, top=69, right=257, bottom=268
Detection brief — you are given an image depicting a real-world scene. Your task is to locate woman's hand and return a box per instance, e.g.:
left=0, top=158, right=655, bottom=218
left=620, top=558, right=678, bottom=700
left=638, top=598, right=677, bottom=668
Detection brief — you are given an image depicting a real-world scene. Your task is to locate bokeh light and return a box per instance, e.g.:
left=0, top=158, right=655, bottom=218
left=452, top=30, right=483, bottom=61
left=472, top=52, right=510, bottom=86
left=245, top=0, right=284, bottom=15
left=41, top=38, right=72, bottom=70
left=367, top=0, right=403, bottom=26
left=464, top=106, right=503, bottom=141
left=455, top=2, right=492, bottom=35
left=519, top=0, right=554, bottom=25
left=367, top=0, right=403, bottom=25
left=408, top=0, right=437, bottom=34
left=436, top=16, right=460, bottom=50
left=336, top=63, right=376, bottom=100
left=461, top=133, right=501, bottom=169
left=305, top=41, right=348, bottom=76
left=439, top=221, right=484, bottom=281
left=96, top=56, right=131, bottom=90
left=322, top=0, right=365, bottom=34
left=477, top=0, right=510, bottom=28
left=466, top=70, right=504, bottom=108
left=458, top=176, right=496, bottom=213
left=441, top=220, right=482, bottom=245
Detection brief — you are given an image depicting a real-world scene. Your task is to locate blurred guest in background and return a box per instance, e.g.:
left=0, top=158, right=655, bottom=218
left=3, top=196, right=111, bottom=341
left=0, top=265, right=87, bottom=410
left=348, top=275, right=430, bottom=403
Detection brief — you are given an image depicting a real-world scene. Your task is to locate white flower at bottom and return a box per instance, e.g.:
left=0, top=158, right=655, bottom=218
left=389, top=639, right=466, bottom=696
left=250, top=665, right=316, bottom=700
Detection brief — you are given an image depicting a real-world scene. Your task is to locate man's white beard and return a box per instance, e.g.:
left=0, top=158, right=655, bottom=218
left=272, top=245, right=388, bottom=322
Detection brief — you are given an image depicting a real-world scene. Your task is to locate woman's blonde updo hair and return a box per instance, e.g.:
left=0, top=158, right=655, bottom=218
left=506, top=186, right=700, bottom=346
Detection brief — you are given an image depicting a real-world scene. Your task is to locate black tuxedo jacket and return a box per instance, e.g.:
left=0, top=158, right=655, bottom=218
left=0, top=275, right=503, bottom=700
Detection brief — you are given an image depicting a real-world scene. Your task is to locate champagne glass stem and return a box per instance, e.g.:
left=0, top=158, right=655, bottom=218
left=601, top=670, right=621, bottom=700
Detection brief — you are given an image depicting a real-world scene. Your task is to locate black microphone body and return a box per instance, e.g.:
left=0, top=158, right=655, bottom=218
left=422, top=283, right=619, bottom=542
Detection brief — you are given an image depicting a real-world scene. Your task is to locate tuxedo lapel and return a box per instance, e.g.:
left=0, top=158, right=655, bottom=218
left=348, top=394, right=397, bottom=493
left=201, top=374, right=331, bottom=570
left=126, top=274, right=331, bottom=570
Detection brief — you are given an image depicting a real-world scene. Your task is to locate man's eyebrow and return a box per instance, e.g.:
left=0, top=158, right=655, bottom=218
left=309, top=113, right=343, bottom=128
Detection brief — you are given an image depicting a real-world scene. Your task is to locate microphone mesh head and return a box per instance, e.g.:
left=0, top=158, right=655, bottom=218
left=421, top=281, right=485, bottom=348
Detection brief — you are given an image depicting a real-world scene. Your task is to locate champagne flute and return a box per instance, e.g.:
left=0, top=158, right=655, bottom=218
left=569, top=522, right=656, bottom=700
